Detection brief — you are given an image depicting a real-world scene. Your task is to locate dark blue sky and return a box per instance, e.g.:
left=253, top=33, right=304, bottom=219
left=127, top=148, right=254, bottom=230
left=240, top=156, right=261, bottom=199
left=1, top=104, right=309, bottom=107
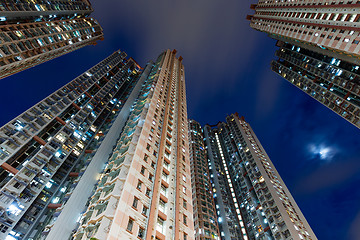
left=1, top=1, right=360, bottom=239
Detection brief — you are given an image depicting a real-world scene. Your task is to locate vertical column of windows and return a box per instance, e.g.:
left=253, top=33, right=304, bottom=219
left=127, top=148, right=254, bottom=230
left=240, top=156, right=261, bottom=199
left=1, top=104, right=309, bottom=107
left=189, top=120, right=219, bottom=240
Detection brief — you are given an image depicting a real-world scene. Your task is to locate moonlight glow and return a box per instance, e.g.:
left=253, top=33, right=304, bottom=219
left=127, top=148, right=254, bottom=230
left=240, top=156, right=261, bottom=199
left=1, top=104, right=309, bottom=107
left=308, top=144, right=337, bottom=160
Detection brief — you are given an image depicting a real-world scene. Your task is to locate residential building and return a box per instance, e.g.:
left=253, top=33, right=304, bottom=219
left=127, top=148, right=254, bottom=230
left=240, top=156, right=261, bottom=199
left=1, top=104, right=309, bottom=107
left=248, top=1, right=360, bottom=128
left=0, top=49, right=142, bottom=240
left=72, top=49, right=194, bottom=240
left=203, top=114, right=317, bottom=240
left=0, top=39, right=317, bottom=239
left=0, top=0, right=103, bottom=79
left=189, top=120, right=220, bottom=240
left=248, top=0, right=360, bottom=64
left=272, top=40, right=360, bottom=128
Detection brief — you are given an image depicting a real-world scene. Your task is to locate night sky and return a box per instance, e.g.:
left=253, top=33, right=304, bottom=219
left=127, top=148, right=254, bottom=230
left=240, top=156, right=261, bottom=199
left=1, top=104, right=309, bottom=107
left=1, top=1, right=360, bottom=239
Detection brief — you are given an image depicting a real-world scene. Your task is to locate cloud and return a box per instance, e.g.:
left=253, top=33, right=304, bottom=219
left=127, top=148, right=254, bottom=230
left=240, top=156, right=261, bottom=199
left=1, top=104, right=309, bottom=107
left=307, top=143, right=338, bottom=161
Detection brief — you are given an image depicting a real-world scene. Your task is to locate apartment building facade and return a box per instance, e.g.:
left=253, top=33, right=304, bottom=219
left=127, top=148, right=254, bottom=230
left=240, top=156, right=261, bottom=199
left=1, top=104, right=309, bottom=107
left=189, top=120, right=220, bottom=240
left=248, top=0, right=360, bottom=129
left=0, top=49, right=141, bottom=240
left=72, top=49, right=194, bottom=240
left=203, top=114, right=317, bottom=240
left=0, top=0, right=103, bottom=79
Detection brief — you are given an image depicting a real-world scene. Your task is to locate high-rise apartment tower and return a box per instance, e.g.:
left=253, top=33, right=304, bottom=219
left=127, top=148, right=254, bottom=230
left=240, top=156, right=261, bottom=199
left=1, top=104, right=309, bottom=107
left=72, top=49, right=194, bottom=240
left=0, top=0, right=103, bottom=79
left=189, top=120, right=220, bottom=240
left=0, top=50, right=142, bottom=240
left=203, top=114, right=317, bottom=240
left=248, top=0, right=360, bottom=63
left=272, top=40, right=360, bottom=128
left=248, top=1, right=360, bottom=129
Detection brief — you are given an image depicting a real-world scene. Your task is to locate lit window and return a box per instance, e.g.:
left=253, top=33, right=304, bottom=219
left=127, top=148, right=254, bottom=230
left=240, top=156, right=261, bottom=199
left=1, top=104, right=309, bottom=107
left=52, top=197, right=60, bottom=204
left=160, top=184, right=168, bottom=197
left=159, top=199, right=166, bottom=213
left=136, top=180, right=142, bottom=191
left=146, top=188, right=151, bottom=197
left=162, top=172, right=169, bottom=182
left=156, top=217, right=165, bottom=234
left=138, top=227, right=145, bottom=239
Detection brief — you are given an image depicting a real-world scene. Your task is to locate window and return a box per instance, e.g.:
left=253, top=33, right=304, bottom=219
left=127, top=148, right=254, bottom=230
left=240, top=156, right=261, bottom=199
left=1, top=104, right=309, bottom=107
left=140, top=166, right=145, bottom=175
left=182, top=175, right=186, bottom=182
left=148, top=173, right=153, bottom=182
left=182, top=186, right=186, bottom=194
left=156, top=217, right=165, bottom=234
left=183, top=199, right=187, bottom=209
left=132, top=197, right=139, bottom=209
left=183, top=214, right=187, bottom=225
left=146, top=144, right=151, bottom=151
left=184, top=233, right=188, bottom=240
left=127, top=218, right=134, bottom=232
left=143, top=154, right=149, bottom=162
left=137, top=180, right=142, bottom=191
left=0, top=224, right=9, bottom=233
left=13, top=182, right=21, bottom=189
left=146, top=188, right=151, bottom=197
left=142, top=206, right=148, bottom=216
left=165, top=140, right=171, bottom=149
left=151, top=161, right=155, bottom=168
left=159, top=199, right=166, bottom=213
left=138, top=227, right=145, bottom=239
left=162, top=172, right=169, bottom=182
left=160, top=184, right=167, bottom=197
left=164, top=160, right=170, bottom=170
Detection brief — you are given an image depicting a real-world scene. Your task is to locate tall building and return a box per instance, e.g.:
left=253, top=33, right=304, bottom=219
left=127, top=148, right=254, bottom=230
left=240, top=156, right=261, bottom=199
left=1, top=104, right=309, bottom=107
left=72, top=49, right=194, bottom=240
left=188, top=120, right=220, bottom=240
left=248, top=1, right=360, bottom=129
left=203, top=114, right=317, bottom=240
left=272, top=40, right=360, bottom=129
left=247, top=0, right=360, bottom=63
left=0, top=50, right=142, bottom=240
left=0, top=43, right=316, bottom=239
left=0, top=0, right=103, bottom=79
